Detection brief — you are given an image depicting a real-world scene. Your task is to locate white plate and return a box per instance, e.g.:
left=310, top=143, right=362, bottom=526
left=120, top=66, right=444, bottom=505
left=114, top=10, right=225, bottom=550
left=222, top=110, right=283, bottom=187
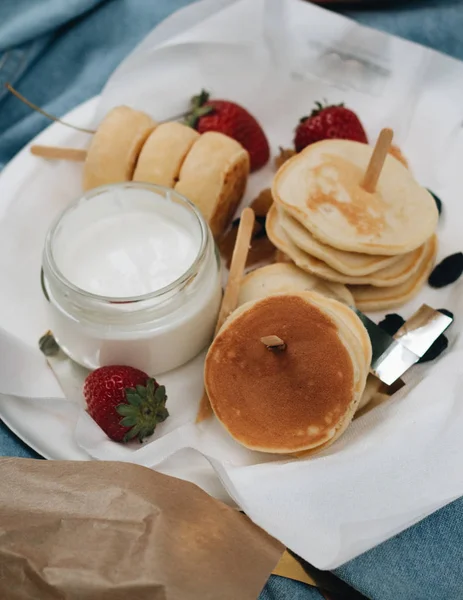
left=0, top=38, right=459, bottom=471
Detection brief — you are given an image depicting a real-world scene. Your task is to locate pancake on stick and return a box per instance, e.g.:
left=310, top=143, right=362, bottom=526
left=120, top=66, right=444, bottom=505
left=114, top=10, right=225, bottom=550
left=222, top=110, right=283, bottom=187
left=133, top=122, right=199, bottom=187
left=175, top=131, right=250, bottom=238
left=269, top=129, right=439, bottom=308
left=272, top=129, right=438, bottom=256
left=83, top=106, right=156, bottom=191
left=236, top=263, right=388, bottom=421
left=33, top=111, right=250, bottom=238
left=205, top=292, right=371, bottom=454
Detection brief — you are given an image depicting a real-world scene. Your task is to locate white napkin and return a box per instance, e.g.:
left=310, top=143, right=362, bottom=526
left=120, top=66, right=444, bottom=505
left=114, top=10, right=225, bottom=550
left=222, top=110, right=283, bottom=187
left=0, top=0, right=463, bottom=568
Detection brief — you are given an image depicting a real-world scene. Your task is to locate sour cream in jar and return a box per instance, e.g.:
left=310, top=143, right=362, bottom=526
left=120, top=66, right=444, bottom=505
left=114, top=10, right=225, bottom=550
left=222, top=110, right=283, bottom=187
left=42, top=183, right=222, bottom=374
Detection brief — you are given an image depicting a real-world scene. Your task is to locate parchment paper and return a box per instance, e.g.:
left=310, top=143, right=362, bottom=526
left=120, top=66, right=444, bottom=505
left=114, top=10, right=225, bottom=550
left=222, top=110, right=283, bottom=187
left=0, top=458, right=283, bottom=600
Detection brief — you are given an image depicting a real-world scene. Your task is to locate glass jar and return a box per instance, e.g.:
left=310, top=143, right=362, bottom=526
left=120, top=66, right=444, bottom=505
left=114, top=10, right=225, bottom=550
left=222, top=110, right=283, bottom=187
left=42, top=182, right=222, bottom=375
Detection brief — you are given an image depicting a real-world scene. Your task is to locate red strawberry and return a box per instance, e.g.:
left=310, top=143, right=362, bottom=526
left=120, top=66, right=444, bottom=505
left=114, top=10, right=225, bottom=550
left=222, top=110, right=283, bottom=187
left=294, top=102, right=368, bottom=152
left=185, top=89, right=270, bottom=171
left=84, top=365, right=168, bottom=443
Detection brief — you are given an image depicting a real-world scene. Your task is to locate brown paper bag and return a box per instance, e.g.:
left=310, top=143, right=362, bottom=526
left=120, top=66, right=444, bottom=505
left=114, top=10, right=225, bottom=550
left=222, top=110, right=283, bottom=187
left=0, top=458, right=283, bottom=600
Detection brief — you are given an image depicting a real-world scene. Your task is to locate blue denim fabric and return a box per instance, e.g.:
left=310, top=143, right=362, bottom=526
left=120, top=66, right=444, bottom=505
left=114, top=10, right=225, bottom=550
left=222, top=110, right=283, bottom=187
left=0, top=421, right=41, bottom=458
left=0, top=1, right=104, bottom=50
left=260, top=576, right=323, bottom=600
left=335, top=498, right=463, bottom=599
left=1, top=1, right=463, bottom=599
left=341, top=0, right=463, bottom=62
left=0, top=0, right=193, bottom=168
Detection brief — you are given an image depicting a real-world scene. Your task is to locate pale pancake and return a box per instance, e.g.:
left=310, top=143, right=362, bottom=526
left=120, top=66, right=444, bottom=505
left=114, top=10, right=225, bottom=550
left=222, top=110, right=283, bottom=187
left=267, top=205, right=427, bottom=287
left=83, top=106, right=156, bottom=191
left=279, top=207, right=401, bottom=276
left=175, top=132, right=250, bottom=238
left=238, top=263, right=354, bottom=307
left=349, top=235, right=438, bottom=311
left=133, top=122, right=199, bottom=187
left=205, top=292, right=369, bottom=454
left=272, top=139, right=438, bottom=255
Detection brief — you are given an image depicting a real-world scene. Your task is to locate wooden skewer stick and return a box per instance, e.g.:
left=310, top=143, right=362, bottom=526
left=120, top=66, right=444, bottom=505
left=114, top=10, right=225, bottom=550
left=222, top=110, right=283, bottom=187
left=260, top=335, right=286, bottom=351
left=30, top=145, right=87, bottom=162
left=361, top=128, right=394, bottom=193
left=196, top=207, right=256, bottom=423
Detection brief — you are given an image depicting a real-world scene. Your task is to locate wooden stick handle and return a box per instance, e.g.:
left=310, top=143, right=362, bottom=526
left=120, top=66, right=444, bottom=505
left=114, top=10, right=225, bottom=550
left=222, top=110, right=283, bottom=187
left=30, top=145, right=88, bottom=162
left=261, top=335, right=286, bottom=350
left=196, top=207, right=255, bottom=423
left=361, top=128, right=393, bottom=193
left=214, top=207, right=255, bottom=334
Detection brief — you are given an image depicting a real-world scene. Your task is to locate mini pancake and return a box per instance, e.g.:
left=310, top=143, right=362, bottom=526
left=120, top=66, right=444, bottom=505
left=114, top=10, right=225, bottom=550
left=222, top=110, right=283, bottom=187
left=278, top=207, right=401, bottom=276
left=349, top=235, right=438, bottom=311
left=175, top=131, right=250, bottom=238
left=238, top=262, right=354, bottom=307
left=272, top=139, right=438, bottom=255
left=266, top=205, right=427, bottom=287
left=83, top=106, right=156, bottom=191
left=133, top=122, right=199, bottom=187
left=205, top=292, right=370, bottom=454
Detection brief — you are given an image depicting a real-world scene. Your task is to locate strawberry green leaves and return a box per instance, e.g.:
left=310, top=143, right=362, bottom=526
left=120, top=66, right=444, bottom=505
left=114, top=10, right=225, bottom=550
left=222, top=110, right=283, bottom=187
left=116, top=381, right=168, bottom=443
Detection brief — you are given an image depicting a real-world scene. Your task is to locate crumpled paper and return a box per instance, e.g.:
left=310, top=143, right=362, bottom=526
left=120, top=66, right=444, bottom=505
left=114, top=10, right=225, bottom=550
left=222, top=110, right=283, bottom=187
left=0, top=458, right=283, bottom=600
left=0, top=0, right=463, bottom=570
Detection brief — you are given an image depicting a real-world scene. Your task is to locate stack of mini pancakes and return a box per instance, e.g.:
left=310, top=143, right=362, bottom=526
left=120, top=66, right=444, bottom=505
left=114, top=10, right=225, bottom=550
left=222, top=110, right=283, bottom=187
left=266, top=139, right=439, bottom=311
left=82, top=106, right=250, bottom=238
left=205, top=290, right=372, bottom=456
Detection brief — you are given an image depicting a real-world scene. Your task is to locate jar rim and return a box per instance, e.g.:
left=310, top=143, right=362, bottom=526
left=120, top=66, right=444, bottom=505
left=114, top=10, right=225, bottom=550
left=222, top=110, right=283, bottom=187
left=43, top=182, right=209, bottom=304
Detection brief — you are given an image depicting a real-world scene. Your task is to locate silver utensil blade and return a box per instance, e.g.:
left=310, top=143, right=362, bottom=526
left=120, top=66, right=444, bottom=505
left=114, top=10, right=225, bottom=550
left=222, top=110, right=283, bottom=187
left=352, top=305, right=453, bottom=386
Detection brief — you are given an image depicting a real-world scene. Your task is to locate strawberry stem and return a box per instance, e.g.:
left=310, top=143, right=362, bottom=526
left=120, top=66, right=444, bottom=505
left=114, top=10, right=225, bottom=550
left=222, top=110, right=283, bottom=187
left=116, top=381, right=168, bottom=443
left=184, top=89, right=215, bottom=129
left=191, top=89, right=210, bottom=109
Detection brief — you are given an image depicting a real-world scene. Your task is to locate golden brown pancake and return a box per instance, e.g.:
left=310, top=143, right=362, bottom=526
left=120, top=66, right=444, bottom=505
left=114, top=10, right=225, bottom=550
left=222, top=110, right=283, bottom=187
left=205, top=292, right=369, bottom=454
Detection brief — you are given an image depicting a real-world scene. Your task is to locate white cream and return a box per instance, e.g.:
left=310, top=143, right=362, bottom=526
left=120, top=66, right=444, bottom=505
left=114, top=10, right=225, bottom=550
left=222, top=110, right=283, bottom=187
left=56, top=209, right=198, bottom=297
left=43, top=183, right=221, bottom=374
